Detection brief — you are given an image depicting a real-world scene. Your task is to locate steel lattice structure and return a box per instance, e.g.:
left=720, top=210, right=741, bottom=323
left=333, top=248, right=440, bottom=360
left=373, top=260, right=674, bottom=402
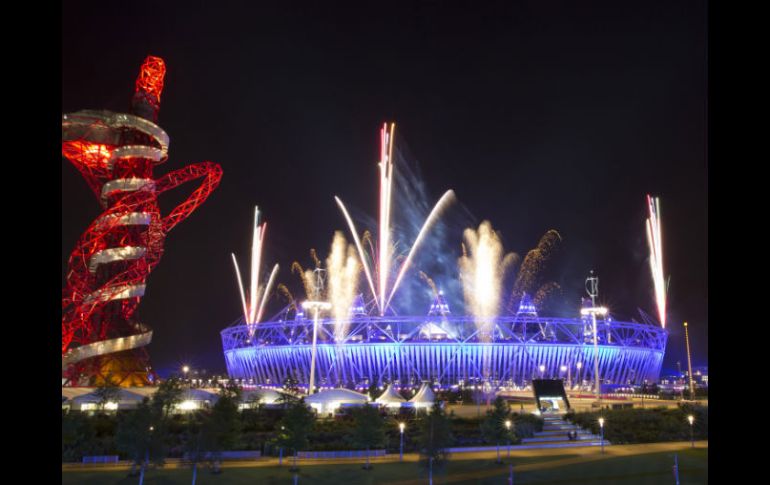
left=62, top=56, right=223, bottom=386
left=222, top=309, right=668, bottom=390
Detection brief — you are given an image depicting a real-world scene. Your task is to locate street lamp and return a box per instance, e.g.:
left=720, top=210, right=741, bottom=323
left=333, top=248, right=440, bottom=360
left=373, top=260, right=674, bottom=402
left=576, top=362, right=582, bottom=390
left=399, top=422, right=405, bottom=462
left=581, top=306, right=608, bottom=401
left=539, top=364, right=545, bottom=378
left=505, top=420, right=512, bottom=458
left=598, top=417, right=605, bottom=454
left=182, top=365, right=189, bottom=386
left=302, top=300, right=332, bottom=396
left=687, top=415, right=694, bottom=448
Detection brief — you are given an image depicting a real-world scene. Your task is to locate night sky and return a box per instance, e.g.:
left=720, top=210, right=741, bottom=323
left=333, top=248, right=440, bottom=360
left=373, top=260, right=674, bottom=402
left=62, top=1, right=707, bottom=377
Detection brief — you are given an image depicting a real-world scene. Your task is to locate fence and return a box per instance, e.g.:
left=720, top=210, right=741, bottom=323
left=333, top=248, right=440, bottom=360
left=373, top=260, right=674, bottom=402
left=183, top=450, right=261, bottom=461
left=82, top=455, right=119, bottom=464
left=297, top=450, right=386, bottom=459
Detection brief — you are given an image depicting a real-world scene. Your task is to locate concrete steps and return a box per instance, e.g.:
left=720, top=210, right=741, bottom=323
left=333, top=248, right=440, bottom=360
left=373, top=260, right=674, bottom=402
left=521, top=413, right=609, bottom=447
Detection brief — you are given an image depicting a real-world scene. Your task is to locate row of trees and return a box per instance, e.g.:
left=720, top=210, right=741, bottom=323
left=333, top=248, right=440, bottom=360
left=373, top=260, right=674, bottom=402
left=564, top=403, right=708, bottom=444
left=65, top=380, right=535, bottom=483
left=110, top=378, right=241, bottom=485
left=276, top=396, right=522, bottom=477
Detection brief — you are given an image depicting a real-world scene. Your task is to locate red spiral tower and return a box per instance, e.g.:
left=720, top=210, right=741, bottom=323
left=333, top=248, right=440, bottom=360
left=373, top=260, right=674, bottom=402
left=62, top=56, right=223, bottom=386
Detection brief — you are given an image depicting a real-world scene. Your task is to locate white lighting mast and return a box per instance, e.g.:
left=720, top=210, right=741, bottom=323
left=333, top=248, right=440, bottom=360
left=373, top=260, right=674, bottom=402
left=303, top=267, right=331, bottom=396
left=582, top=271, right=607, bottom=401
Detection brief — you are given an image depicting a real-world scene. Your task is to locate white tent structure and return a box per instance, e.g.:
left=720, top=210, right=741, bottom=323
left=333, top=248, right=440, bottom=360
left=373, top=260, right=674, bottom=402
left=408, top=382, right=436, bottom=410
left=175, top=388, right=219, bottom=412
left=71, top=388, right=147, bottom=411
left=375, top=383, right=406, bottom=408
left=305, top=388, right=370, bottom=415
left=240, top=388, right=289, bottom=408
left=62, top=387, right=92, bottom=403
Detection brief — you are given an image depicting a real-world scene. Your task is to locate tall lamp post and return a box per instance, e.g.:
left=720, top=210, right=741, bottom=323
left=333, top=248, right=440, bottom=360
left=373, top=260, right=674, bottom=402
left=576, top=362, right=582, bottom=390
left=505, top=420, right=512, bottom=458
left=581, top=306, right=608, bottom=402
left=684, top=322, right=695, bottom=400
left=583, top=272, right=607, bottom=403
left=182, top=365, right=189, bottom=387
left=303, top=300, right=331, bottom=396
left=561, top=365, right=568, bottom=389
left=687, top=415, right=694, bottom=448
left=598, top=417, right=605, bottom=454
left=399, top=422, right=405, bottom=462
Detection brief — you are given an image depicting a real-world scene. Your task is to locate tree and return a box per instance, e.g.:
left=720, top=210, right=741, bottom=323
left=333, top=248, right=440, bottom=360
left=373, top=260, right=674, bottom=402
left=201, top=383, right=242, bottom=474
left=115, top=400, right=162, bottom=483
left=277, top=399, right=315, bottom=472
left=278, top=376, right=301, bottom=407
left=93, top=374, right=121, bottom=411
left=351, top=404, right=386, bottom=470
left=62, top=411, right=96, bottom=462
left=480, top=397, right=513, bottom=464
left=151, top=377, right=184, bottom=418
left=416, top=401, right=454, bottom=484
left=368, top=382, right=384, bottom=401
left=183, top=412, right=206, bottom=485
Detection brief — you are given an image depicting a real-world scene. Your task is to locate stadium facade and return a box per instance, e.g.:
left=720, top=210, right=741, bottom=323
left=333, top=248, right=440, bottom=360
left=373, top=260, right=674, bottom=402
left=222, top=295, right=667, bottom=391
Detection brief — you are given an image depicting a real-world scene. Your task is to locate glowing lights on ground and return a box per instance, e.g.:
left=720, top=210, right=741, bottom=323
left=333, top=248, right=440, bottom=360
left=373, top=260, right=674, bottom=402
left=336, top=122, right=455, bottom=316
left=646, top=195, right=667, bottom=328
left=231, top=207, right=279, bottom=332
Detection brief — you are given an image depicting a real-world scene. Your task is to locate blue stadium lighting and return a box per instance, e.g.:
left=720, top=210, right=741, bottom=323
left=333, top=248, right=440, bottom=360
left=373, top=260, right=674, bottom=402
left=221, top=298, right=667, bottom=391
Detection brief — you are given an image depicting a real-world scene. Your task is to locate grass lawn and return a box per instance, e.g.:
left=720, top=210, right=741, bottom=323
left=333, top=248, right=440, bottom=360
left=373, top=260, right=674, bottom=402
left=62, top=449, right=707, bottom=484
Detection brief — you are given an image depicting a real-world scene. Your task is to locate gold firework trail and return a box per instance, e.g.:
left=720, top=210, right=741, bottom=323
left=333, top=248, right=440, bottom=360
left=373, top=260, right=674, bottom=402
left=419, top=271, right=439, bottom=298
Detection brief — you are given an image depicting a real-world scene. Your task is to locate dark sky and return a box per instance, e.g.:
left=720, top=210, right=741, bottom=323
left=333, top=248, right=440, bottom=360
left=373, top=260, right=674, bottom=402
left=62, top=1, right=707, bottom=376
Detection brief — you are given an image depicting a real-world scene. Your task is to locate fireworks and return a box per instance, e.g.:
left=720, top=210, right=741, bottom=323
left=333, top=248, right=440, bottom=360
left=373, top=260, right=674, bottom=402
left=509, top=229, right=561, bottom=311
left=458, top=221, right=518, bottom=341
left=326, top=231, right=360, bottom=341
left=419, top=271, right=439, bottom=298
left=646, top=195, right=666, bottom=328
left=231, top=206, right=279, bottom=331
left=335, top=122, right=455, bottom=315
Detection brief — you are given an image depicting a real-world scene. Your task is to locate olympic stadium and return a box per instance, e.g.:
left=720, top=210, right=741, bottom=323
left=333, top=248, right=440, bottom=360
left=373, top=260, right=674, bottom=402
left=222, top=294, right=668, bottom=391
left=220, top=123, right=669, bottom=394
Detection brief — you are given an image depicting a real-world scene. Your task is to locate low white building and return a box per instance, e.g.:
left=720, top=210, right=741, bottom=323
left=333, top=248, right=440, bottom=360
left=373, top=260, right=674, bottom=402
left=70, top=388, right=147, bottom=412
left=408, top=382, right=436, bottom=410
left=240, top=388, right=292, bottom=408
left=375, top=383, right=407, bottom=409
left=305, top=388, right=370, bottom=415
left=175, top=388, right=219, bottom=412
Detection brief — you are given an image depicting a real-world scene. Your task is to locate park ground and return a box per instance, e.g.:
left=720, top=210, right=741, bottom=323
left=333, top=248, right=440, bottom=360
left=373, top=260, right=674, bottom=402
left=63, top=441, right=707, bottom=484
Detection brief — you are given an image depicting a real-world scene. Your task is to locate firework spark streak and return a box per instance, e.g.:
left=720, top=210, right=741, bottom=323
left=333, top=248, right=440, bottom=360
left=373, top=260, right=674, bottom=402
left=646, top=195, right=666, bottom=328
left=384, top=189, right=455, bottom=310
left=336, top=122, right=454, bottom=315
left=335, top=196, right=379, bottom=310
left=231, top=206, right=279, bottom=332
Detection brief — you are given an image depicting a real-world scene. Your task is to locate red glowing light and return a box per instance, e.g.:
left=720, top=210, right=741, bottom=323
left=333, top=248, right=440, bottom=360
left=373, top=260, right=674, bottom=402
left=62, top=57, right=221, bottom=386
left=135, top=56, right=166, bottom=101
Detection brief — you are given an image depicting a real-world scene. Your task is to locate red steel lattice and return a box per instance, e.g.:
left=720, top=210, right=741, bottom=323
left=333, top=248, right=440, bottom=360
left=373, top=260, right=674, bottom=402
left=62, top=56, right=222, bottom=385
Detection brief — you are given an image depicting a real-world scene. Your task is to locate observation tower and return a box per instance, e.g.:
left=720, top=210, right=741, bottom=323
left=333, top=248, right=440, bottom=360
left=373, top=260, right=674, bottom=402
left=62, top=57, right=222, bottom=386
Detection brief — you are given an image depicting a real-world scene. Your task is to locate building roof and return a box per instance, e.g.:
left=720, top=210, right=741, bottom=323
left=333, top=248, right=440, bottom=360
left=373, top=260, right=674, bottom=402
left=242, top=388, right=287, bottom=404
left=180, top=388, right=219, bottom=402
left=409, top=382, right=436, bottom=404
left=304, top=388, right=369, bottom=404
left=375, top=384, right=406, bottom=404
left=72, top=388, right=147, bottom=404
left=62, top=387, right=94, bottom=402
